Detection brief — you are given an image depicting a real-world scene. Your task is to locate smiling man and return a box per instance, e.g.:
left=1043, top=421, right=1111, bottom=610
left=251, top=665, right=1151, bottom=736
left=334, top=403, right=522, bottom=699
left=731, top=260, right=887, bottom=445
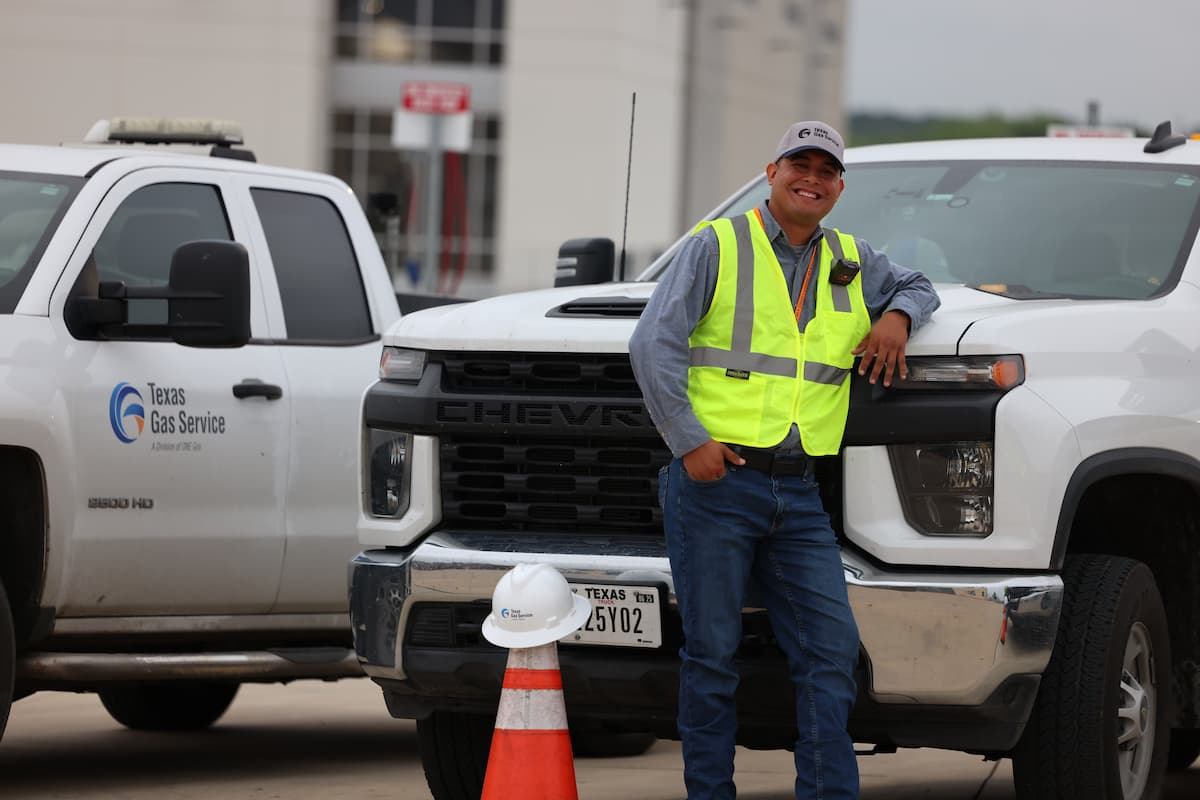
left=628, top=120, right=939, bottom=800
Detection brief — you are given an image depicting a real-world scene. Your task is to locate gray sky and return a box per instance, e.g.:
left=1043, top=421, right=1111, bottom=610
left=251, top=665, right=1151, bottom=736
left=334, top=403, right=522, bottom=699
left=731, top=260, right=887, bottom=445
left=845, top=0, right=1200, bottom=131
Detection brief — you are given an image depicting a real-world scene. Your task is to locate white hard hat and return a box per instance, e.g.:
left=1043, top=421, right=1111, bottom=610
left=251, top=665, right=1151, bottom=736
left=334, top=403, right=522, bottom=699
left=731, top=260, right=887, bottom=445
left=482, top=563, right=593, bottom=649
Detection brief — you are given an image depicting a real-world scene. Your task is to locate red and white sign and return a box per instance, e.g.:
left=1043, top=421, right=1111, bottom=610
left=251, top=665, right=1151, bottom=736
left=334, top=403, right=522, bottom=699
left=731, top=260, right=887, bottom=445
left=402, top=82, right=470, bottom=115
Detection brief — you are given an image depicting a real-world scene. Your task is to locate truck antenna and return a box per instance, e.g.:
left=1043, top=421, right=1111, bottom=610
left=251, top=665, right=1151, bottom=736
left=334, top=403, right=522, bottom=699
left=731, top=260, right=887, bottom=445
left=618, top=91, right=636, bottom=282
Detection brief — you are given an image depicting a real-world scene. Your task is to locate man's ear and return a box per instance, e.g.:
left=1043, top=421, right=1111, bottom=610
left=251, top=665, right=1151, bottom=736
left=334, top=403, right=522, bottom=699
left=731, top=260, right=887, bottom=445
left=766, top=162, right=778, bottom=184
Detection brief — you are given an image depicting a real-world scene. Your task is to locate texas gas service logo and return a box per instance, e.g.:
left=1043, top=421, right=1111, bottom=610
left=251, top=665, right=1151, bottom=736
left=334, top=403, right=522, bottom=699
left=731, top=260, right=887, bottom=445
left=499, top=607, right=532, bottom=621
left=106, top=381, right=227, bottom=449
left=109, top=382, right=145, bottom=444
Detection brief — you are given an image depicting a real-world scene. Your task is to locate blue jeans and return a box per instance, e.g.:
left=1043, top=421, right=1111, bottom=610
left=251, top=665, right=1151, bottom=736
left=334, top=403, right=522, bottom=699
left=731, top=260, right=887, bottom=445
left=659, top=458, right=860, bottom=800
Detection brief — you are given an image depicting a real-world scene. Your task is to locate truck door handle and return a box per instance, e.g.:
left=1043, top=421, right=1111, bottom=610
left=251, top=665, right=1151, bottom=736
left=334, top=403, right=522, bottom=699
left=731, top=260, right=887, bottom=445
left=233, top=379, right=283, bottom=400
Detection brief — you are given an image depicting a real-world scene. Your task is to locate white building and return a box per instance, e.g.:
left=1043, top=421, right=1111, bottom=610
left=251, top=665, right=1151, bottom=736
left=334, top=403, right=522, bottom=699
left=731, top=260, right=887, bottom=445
left=0, top=0, right=846, bottom=296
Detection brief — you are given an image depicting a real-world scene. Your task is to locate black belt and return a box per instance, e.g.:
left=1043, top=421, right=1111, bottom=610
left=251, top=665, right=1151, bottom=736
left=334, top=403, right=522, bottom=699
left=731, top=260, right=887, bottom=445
left=725, top=444, right=812, bottom=477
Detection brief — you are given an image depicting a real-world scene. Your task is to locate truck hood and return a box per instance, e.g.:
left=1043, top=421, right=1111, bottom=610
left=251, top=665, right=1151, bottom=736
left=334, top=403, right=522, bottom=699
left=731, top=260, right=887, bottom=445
left=382, top=283, right=1038, bottom=355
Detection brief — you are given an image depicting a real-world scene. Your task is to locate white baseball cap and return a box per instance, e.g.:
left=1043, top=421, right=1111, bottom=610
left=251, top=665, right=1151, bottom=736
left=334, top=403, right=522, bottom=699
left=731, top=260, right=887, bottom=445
left=773, top=120, right=846, bottom=172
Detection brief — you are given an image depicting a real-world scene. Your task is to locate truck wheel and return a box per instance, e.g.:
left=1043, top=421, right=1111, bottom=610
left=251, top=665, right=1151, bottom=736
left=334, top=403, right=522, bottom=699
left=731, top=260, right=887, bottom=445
left=1167, top=729, right=1200, bottom=771
left=1012, top=555, right=1170, bottom=799
left=98, top=681, right=239, bottom=731
left=0, top=582, right=14, bottom=744
left=416, top=711, right=492, bottom=800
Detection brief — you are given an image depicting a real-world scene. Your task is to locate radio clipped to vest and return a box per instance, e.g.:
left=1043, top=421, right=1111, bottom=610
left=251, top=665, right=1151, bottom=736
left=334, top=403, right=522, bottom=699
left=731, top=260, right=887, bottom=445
left=829, top=258, right=860, bottom=286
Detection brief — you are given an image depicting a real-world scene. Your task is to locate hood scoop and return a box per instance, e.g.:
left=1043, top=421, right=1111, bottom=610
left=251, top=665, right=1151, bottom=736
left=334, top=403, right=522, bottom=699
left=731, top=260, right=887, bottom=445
left=546, top=296, right=648, bottom=318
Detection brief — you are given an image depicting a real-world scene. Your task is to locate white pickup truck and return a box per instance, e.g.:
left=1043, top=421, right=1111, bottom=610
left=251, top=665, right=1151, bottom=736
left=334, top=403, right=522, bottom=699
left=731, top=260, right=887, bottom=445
left=0, top=119, right=403, bottom=741
left=350, top=124, right=1200, bottom=800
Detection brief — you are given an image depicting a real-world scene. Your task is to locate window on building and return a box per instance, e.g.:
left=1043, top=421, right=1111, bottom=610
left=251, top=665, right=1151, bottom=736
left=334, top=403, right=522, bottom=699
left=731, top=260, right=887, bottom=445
left=250, top=188, right=374, bottom=342
left=331, top=0, right=505, bottom=294
left=335, top=0, right=505, bottom=65
left=328, top=108, right=502, bottom=292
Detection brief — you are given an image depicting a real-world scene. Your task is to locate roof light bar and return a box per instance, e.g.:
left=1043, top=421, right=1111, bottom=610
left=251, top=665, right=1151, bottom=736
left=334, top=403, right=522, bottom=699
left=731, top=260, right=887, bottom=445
left=84, top=117, right=244, bottom=147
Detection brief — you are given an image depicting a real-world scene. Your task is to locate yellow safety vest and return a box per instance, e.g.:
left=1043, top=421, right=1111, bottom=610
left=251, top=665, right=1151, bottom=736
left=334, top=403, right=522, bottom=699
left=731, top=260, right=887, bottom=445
left=686, top=209, right=871, bottom=455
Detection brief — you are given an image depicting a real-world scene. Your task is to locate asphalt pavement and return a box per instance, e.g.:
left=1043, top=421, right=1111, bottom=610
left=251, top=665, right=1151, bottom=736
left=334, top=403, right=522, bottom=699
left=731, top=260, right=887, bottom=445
left=2, top=679, right=1198, bottom=799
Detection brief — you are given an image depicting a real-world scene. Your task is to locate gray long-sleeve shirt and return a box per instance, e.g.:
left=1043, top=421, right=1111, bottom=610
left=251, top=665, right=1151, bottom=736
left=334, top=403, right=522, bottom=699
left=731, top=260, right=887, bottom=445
left=629, top=200, right=941, bottom=458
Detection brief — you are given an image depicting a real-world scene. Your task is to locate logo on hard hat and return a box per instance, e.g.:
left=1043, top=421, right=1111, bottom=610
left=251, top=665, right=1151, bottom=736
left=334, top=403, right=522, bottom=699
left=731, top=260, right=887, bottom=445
left=798, top=127, right=811, bottom=138
left=500, top=607, right=533, bottom=621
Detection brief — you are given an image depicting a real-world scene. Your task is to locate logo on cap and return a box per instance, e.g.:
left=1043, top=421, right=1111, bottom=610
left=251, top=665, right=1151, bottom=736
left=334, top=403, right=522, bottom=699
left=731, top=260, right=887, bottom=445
left=773, top=121, right=845, bottom=168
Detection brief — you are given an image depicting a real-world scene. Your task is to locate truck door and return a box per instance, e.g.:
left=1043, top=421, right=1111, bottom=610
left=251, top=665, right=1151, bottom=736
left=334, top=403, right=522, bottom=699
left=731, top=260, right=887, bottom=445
left=237, top=177, right=391, bottom=612
left=56, top=169, right=289, bottom=615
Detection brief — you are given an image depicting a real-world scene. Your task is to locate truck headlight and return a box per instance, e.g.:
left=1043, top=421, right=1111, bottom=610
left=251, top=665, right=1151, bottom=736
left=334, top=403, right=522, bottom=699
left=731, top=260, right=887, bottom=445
left=368, top=429, right=411, bottom=517
left=892, top=355, right=1024, bottom=390
left=379, top=347, right=427, bottom=382
left=889, top=442, right=994, bottom=535
left=883, top=356, right=1019, bottom=536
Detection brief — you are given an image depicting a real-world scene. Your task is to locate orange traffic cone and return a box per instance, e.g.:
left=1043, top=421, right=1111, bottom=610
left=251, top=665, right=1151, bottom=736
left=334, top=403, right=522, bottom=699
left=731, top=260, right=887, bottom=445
left=481, top=641, right=578, bottom=800
left=479, top=563, right=593, bottom=800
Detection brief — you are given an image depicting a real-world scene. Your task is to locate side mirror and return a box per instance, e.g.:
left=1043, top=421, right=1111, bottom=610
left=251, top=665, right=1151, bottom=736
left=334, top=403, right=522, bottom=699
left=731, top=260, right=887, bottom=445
left=168, top=240, right=251, bottom=347
left=554, top=238, right=614, bottom=287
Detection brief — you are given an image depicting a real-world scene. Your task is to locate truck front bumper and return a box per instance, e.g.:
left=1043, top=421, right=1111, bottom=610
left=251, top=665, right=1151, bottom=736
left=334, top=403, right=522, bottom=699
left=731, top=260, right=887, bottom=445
left=350, top=534, right=1062, bottom=752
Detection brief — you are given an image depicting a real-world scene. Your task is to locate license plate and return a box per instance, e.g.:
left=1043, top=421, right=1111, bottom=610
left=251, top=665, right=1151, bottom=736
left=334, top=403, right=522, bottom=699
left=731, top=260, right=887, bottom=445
left=561, top=582, right=663, bottom=648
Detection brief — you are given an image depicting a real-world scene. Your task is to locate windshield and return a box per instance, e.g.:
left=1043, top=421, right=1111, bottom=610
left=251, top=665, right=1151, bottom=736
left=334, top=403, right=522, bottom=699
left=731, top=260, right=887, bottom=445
left=641, top=161, right=1200, bottom=300
left=0, top=171, right=84, bottom=313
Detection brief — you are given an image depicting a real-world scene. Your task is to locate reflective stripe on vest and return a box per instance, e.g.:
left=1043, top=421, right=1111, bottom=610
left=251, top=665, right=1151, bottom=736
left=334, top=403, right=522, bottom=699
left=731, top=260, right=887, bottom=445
left=686, top=211, right=871, bottom=454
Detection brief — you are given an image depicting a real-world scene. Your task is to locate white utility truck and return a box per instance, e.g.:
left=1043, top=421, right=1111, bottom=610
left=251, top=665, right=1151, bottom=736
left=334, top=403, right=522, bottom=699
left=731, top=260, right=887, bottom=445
left=0, top=118, right=403, bottom=740
left=351, top=123, right=1200, bottom=800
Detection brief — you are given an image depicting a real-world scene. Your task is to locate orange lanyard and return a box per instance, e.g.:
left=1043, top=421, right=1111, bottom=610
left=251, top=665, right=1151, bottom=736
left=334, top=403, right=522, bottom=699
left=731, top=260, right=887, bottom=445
left=752, top=208, right=817, bottom=324
left=793, top=246, right=818, bottom=324
left=753, top=206, right=820, bottom=326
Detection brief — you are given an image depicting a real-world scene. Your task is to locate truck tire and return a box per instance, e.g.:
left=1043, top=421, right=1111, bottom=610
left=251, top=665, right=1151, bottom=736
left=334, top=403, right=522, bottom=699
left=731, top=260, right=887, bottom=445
left=416, top=711, right=492, bottom=800
left=0, top=582, right=14, bottom=744
left=1012, top=555, right=1170, bottom=799
left=1167, top=729, right=1200, bottom=771
left=98, top=681, right=239, bottom=731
